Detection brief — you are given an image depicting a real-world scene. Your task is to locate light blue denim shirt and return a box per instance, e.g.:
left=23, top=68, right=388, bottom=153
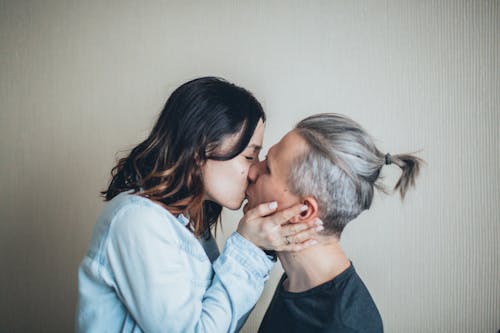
left=76, top=191, right=275, bottom=332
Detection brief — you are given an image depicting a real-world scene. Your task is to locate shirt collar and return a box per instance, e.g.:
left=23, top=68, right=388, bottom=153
left=177, top=213, right=189, bottom=226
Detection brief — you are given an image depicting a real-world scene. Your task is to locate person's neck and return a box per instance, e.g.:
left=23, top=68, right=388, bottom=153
left=279, top=236, right=350, bottom=293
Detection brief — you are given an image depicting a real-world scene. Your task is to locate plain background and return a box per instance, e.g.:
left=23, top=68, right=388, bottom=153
left=1, top=1, right=498, bottom=332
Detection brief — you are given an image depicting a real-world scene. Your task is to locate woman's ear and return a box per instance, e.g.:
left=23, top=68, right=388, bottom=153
left=289, top=196, right=318, bottom=223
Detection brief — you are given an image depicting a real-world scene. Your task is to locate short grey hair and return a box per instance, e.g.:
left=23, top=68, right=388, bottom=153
left=289, top=113, right=423, bottom=237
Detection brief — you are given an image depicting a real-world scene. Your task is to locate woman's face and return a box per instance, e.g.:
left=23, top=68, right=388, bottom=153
left=202, top=119, right=265, bottom=210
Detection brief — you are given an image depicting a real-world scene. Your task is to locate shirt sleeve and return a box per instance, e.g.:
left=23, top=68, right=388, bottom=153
left=105, top=204, right=274, bottom=333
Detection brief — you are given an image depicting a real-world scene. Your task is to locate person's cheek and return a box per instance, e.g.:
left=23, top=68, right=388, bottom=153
left=237, top=163, right=248, bottom=194
left=264, top=182, right=277, bottom=203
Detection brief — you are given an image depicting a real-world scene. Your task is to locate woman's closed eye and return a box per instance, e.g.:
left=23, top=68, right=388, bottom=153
left=244, top=152, right=260, bottom=161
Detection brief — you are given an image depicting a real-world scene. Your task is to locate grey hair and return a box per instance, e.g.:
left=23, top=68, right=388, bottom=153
left=289, top=113, right=423, bottom=237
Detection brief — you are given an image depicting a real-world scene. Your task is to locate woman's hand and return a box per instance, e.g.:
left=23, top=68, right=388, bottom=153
left=236, top=202, right=323, bottom=252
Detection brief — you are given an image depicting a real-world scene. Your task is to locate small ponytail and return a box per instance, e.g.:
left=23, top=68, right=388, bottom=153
left=386, top=153, right=424, bottom=199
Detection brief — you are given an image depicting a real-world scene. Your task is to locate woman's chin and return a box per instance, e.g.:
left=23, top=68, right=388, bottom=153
left=222, top=197, right=246, bottom=211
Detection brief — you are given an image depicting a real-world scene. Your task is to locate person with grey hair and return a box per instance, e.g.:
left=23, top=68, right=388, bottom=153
left=239, top=113, right=423, bottom=332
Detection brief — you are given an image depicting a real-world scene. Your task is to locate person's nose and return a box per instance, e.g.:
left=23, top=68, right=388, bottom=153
left=247, top=161, right=262, bottom=184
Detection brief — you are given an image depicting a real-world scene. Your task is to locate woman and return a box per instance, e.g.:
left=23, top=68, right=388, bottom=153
left=76, top=77, right=321, bottom=332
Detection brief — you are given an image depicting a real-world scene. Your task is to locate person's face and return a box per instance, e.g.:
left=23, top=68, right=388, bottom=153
left=245, top=130, right=309, bottom=213
left=202, top=119, right=264, bottom=210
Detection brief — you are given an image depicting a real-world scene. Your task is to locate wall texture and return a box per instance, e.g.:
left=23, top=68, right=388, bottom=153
left=0, top=1, right=498, bottom=332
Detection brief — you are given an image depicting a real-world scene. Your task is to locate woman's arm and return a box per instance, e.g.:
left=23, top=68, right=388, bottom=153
left=105, top=204, right=274, bottom=332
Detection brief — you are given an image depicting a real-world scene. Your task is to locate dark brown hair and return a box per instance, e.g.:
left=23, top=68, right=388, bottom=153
left=102, top=77, right=266, bottom=236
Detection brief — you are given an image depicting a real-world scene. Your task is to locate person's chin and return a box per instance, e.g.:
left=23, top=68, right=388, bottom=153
left=218, top=197, right=244, bottom=211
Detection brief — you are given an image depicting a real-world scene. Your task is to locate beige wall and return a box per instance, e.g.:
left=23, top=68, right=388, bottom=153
left=1, top=1, right=498, bottom=332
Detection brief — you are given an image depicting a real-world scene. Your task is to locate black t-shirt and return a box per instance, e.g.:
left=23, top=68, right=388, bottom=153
left=258, top=263, right=383, bottom=333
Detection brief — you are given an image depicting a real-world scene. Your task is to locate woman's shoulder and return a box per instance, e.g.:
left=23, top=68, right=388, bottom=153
left=99, top=191, right=184, bottom=239
left=104, top=191, right=166, bottom=216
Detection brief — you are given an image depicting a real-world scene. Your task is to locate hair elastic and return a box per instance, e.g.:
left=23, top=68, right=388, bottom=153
left=385, top=153, right=392, bottom=165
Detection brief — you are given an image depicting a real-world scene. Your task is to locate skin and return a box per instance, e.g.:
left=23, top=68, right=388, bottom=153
left=203, top=119, right=264, bottom=210
left=245, top=130, right=309, bottom=212
left=246, top=130, right=350, bottom=292
left=203, top=120, right=320, bottom=252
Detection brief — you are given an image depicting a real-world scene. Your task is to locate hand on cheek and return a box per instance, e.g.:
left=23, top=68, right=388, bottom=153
left=236, top=200, right=322, bottom=252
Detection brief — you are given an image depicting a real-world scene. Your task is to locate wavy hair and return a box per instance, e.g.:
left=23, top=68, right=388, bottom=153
left=102, top=77, right=266, bottom=236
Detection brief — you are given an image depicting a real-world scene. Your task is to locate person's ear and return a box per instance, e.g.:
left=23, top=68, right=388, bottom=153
left=289, top=196, right=318, bottom=223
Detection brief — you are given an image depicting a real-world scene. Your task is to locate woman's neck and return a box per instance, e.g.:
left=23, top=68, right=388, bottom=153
left=278, top=237, right=350, bottom=293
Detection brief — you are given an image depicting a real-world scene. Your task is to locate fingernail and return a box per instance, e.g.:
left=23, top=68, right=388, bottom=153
left=268, top=201, right=278, bottom=209
left=314, top=219, right=323, bottom=226
left=315, top=225, right=324, bottom=232
left=300, top=205, right=308, bottom=212
left=305, top=239, right=318, bottom=247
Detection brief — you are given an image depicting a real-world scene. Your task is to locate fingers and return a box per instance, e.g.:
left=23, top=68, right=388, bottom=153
left=282, top=222, right=309, bottom=236
left=283, top=239, right=319, bottom=252
left=281, top=218, right=323, bottom=236
left=270, top=203, right=308, bottom=226
left=244, top=201, right=279, bottom=219
left=285, top=223, right=323, bottom=244
left=278, top=218, right=324, bottom=252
